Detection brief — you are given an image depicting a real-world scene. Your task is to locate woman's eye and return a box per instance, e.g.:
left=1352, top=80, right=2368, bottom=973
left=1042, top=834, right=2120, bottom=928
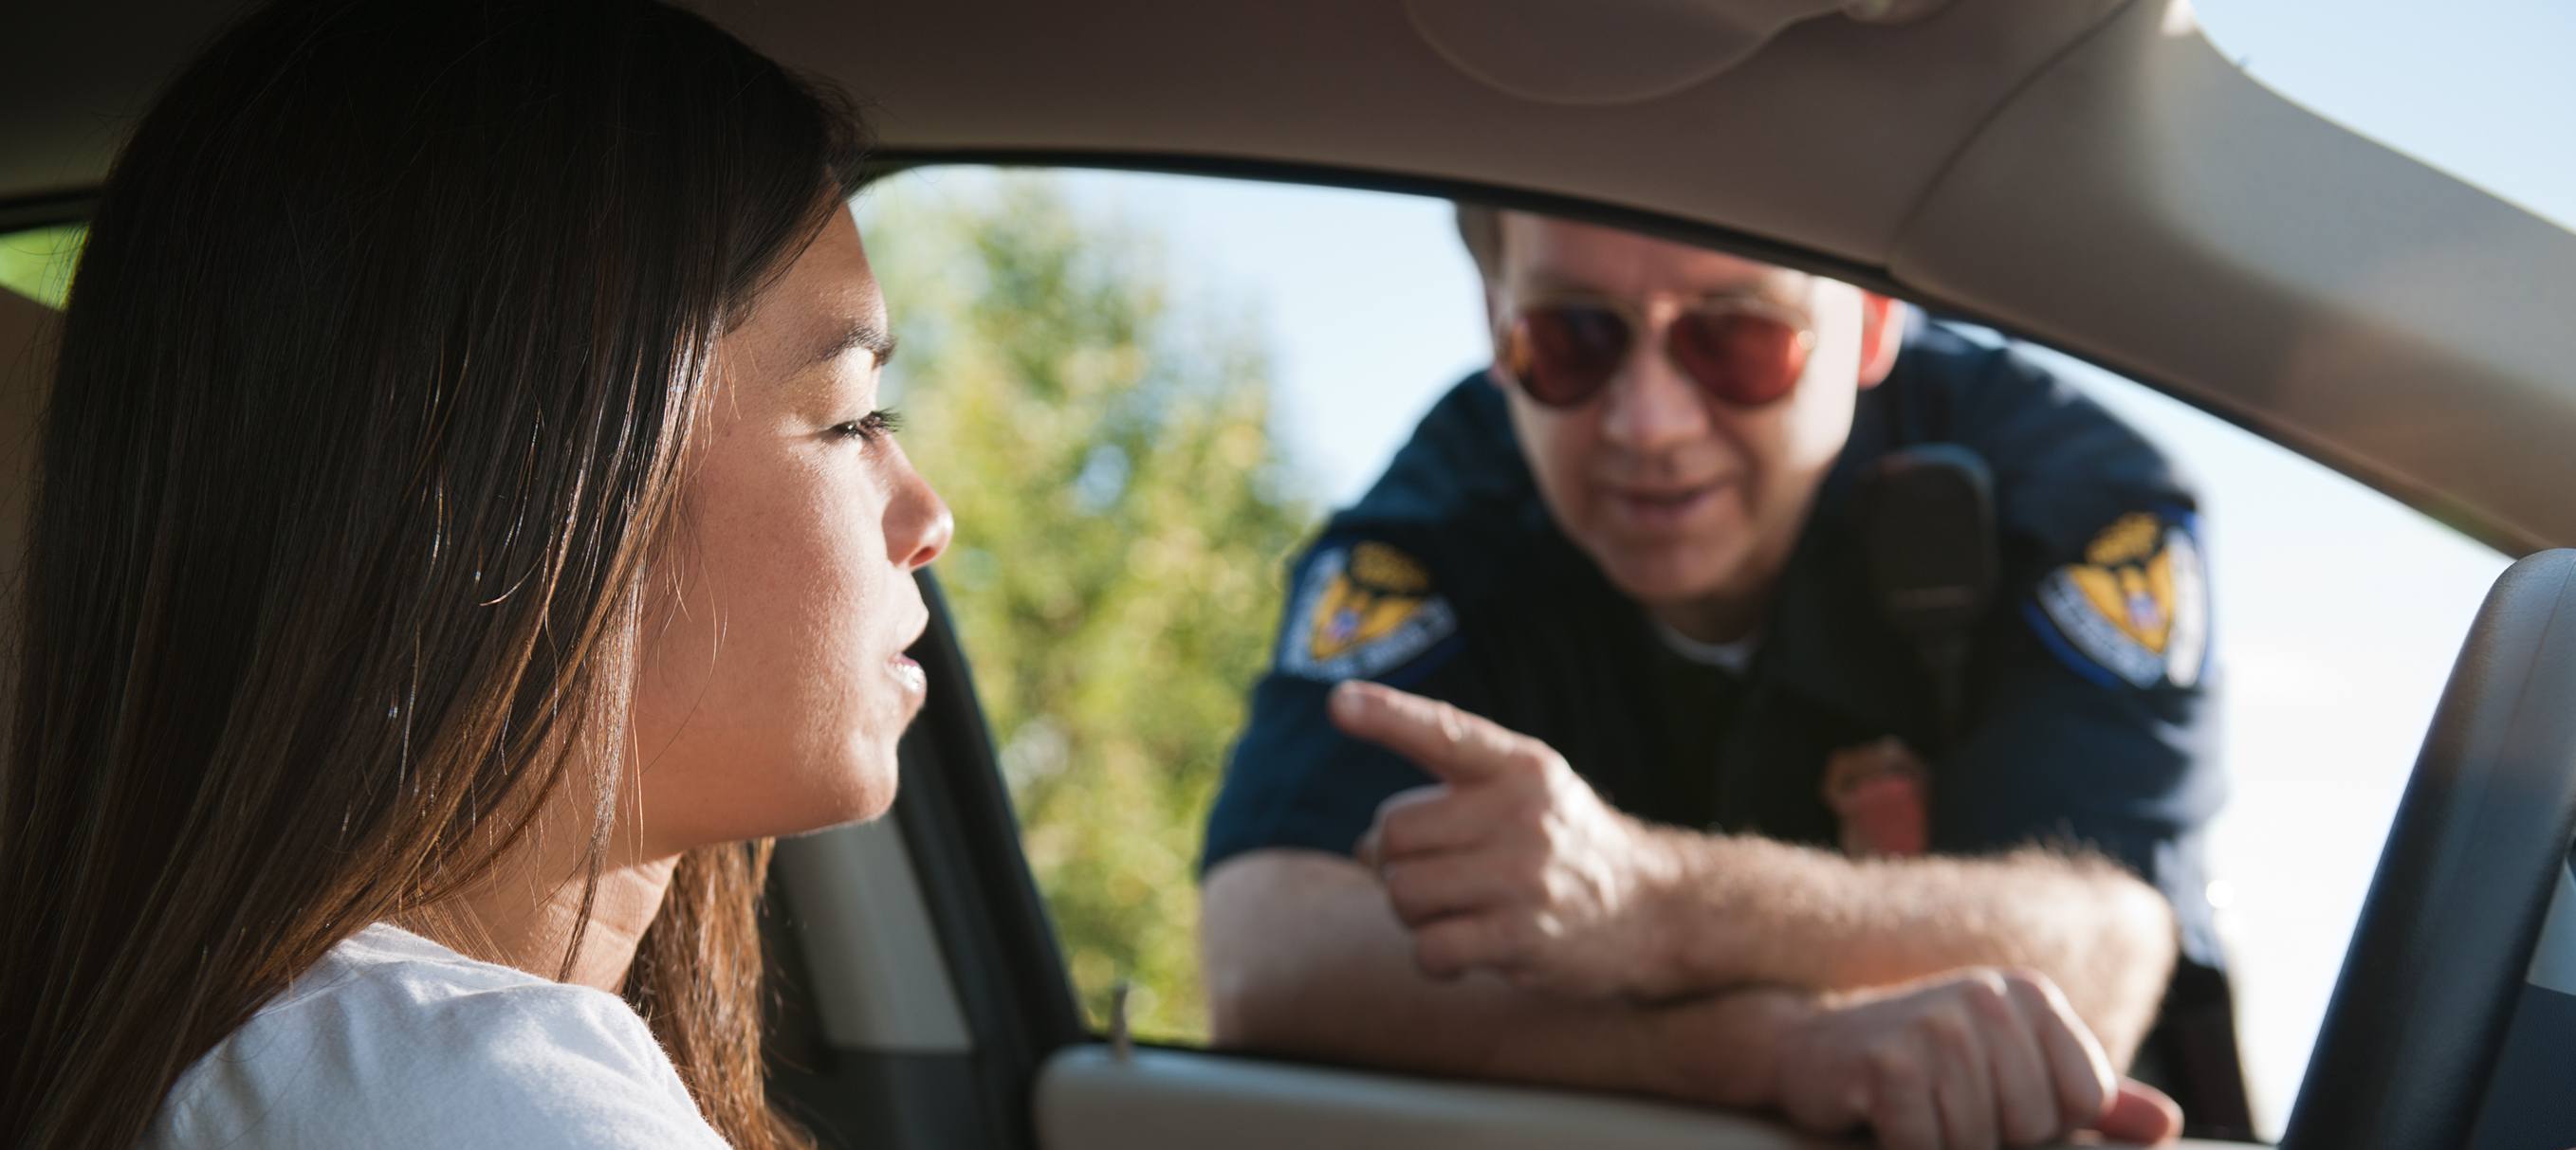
left=830, top=409, right=903, bottom=443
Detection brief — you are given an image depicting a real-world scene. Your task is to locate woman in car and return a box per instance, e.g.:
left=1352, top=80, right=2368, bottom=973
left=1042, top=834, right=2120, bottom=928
left=0, top=2, right=945, bottom=1146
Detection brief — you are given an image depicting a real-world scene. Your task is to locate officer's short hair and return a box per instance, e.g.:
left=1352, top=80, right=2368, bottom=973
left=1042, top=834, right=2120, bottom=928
left=1455, top=201, right=1504, bottom=284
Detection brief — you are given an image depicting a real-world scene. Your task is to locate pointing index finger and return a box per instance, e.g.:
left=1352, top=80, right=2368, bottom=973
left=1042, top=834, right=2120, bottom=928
left=1329, top=680, right=1527, bottom=786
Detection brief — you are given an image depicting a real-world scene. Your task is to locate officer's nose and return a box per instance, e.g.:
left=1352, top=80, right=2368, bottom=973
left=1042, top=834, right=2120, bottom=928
left=1597, top=304, right=1713, bottom=455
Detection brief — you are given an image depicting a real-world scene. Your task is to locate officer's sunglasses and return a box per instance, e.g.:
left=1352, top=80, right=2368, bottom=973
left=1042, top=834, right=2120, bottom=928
left=1498, top=292, right=1818, bottom=410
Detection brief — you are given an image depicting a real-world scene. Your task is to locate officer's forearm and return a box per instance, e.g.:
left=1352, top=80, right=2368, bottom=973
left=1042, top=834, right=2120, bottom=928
left=1202, top=848, right=1806, bottom=1108
left=1644, top=833, right=2178, bottom=1066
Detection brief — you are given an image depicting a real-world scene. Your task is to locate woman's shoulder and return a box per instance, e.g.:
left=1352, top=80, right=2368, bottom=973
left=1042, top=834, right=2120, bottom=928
left=146, top=923, right=727, bottom=1149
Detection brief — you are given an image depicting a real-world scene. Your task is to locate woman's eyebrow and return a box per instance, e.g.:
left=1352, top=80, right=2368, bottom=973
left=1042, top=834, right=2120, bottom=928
left=808, top=317, right=896, bottom=370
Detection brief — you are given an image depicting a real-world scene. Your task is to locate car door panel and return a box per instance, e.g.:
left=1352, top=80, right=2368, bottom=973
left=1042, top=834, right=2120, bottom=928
left=1034, top=1044, right=2261, bottom=1150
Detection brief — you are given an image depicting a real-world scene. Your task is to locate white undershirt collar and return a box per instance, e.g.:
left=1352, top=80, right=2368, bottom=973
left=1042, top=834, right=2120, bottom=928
left=1651, top=618, right=1759, bottom=675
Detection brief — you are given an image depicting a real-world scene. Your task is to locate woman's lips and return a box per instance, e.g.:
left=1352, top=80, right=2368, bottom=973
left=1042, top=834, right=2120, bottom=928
left=888, top=653, right=927, bottom=695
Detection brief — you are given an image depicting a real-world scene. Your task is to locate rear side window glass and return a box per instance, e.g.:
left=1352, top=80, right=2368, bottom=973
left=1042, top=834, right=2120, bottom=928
left=0, top=225, right=83, bottom=309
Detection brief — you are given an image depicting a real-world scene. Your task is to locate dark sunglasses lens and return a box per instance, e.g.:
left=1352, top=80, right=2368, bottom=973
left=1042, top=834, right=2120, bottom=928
left=1668, top=311, right=1810, bottom=406
left=1511, top=306, right=1630, bottom=407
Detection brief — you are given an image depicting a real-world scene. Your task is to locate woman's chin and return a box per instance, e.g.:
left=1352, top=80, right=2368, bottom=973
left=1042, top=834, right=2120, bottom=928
left=815, top=749, right=902, bottom=827
left=755, top=790, right=895, bottom=845
left=842, top=776, right=900, bottom=826
left=639, top=733, right=907, bottom=847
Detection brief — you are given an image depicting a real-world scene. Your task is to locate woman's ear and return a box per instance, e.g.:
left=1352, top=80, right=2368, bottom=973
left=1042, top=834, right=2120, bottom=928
left=1858, top=293, right=1904, bottom=389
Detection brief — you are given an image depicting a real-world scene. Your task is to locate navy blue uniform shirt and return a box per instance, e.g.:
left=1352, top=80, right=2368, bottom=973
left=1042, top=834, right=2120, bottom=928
left=1203, top=322, right=2228, bottom=974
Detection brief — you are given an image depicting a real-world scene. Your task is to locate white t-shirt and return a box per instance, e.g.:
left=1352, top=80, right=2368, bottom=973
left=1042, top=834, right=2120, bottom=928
left=145, top=922, right=729, bottom=1148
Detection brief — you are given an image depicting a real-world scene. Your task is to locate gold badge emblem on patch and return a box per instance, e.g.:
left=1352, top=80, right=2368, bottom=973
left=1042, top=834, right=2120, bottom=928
left=1280, top=541, right=1458, bottom=681
left=2036, top=512, right=2207, bottom=689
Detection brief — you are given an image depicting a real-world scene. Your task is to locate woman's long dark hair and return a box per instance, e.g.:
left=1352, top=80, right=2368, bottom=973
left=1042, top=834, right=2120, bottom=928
left=0, top=3, right=866, bottom=1145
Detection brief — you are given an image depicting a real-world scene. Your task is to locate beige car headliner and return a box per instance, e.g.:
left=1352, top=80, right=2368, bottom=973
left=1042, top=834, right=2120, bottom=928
left=5, top=0, right=2571, bottom=551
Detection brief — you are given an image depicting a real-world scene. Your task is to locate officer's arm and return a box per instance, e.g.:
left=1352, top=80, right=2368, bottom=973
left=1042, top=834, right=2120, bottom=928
left=1201, top=847, right=1798, bottom=1107
left=1204, top=847, right=2181, bottom=1144
left=1328, top=680, right=2179, bottom=1068
left=1641, top=834, right=2179, bottom=1066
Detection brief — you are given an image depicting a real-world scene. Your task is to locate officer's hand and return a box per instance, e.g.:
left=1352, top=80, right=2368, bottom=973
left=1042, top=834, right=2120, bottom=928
left=1333, top=680, right=1681, bottom=999
left=1772, top=967, right=2183, bottom=1150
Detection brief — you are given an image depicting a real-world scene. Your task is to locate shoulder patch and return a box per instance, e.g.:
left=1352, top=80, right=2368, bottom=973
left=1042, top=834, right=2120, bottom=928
left=2033, top=512, right=2208, bottom=689
left=1278, top=541, right=1459, bottom=681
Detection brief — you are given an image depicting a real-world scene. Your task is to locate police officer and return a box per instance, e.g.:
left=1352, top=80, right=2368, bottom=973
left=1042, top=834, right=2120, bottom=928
left=1200, top=208, right=2241, bottom=1150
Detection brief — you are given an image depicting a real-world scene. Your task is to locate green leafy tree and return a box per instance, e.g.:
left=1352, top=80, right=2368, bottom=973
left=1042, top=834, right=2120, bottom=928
left=855, top=173, right=1314, bottom=1040
left=0, top=225, right=83, bottom=308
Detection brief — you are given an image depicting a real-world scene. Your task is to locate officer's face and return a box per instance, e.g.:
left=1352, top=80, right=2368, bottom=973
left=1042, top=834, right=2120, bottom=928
left=1489, top=214, right=1881, bottom=624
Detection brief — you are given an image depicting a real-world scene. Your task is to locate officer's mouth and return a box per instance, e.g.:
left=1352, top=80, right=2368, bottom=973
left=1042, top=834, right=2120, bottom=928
left=1601, top=481, right=1725, bottom=531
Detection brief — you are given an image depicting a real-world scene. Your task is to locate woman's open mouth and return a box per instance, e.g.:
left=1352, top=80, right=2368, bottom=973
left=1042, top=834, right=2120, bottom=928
left=888, top=653, right=927, bottom=695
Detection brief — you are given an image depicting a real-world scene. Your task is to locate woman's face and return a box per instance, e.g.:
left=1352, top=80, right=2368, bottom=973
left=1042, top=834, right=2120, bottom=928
left=629, top=206, right=951, bottom=853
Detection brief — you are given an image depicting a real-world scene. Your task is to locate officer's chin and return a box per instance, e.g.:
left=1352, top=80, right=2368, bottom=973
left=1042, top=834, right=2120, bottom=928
left=1595, top=545, right=1747, bottom=609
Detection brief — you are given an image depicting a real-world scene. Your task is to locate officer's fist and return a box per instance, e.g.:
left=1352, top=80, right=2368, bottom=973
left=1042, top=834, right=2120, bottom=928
left=1770, top=968, right=2182, bottom=1150
left=1333, top=680, right=1682, bottom=999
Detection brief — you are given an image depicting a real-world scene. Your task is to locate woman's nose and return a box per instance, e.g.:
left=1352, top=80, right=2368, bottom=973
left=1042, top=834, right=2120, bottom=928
left=888, top=464, right=952, bottom=572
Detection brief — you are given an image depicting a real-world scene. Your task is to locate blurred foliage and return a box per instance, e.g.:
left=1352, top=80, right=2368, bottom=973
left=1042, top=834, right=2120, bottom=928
left=855, top=173, right=1313, bottom=1041
left=0, top=225, right=83, bottom=309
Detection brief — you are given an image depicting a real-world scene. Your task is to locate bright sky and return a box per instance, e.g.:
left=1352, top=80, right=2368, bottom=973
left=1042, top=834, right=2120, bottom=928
left=875, top=7, right=2567, bottom=1135
left=2199, top=0, right=2576, bottom=233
